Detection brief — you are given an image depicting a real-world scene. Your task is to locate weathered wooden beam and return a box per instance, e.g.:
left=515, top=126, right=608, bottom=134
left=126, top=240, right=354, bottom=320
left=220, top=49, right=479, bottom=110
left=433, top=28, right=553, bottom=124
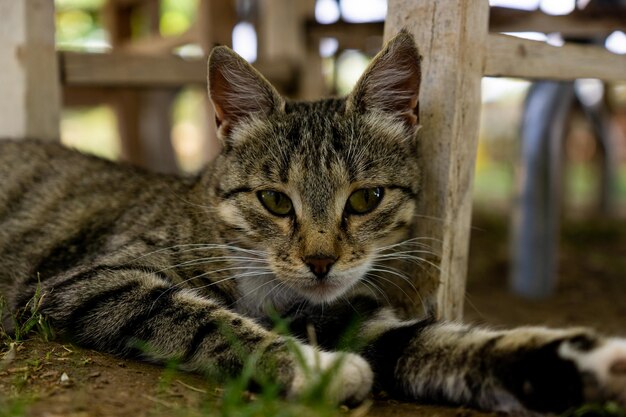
left=119, top=27, right=198, bottom=55
left=490, top=6, right=626, bottom=36
left=59, top=52, right=297, bottom=90
left=60, top=52, right=201, bottom=86
left=259, top=0, right=306, bottom=63
left=62, top=86, right=119, bottom=107
left=0, top=0, right=60, bottom=141
left=305, top=20, right=384, bottom=52
left=258, top=0, right=325, bottom=100
left=385, top=0, right=489, bottom=321
left=305, top=8, right=626, bottom=53
left=196, top=0, right=238, bottom=163
left=197, top=0, right=237, bottom=53
left=485, top=34, right=626, bottom=81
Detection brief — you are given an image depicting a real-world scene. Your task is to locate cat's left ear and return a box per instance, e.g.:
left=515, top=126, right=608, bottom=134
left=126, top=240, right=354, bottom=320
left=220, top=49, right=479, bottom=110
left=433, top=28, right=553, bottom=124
left=347, top=29, right=421, bottom=131
left=208, top=46, right=284, bottom=140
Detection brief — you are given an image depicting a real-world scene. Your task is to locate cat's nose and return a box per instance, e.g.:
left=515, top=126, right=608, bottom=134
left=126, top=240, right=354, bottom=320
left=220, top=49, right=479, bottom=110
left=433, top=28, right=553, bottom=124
left=304, top=255, right=337, bottom=280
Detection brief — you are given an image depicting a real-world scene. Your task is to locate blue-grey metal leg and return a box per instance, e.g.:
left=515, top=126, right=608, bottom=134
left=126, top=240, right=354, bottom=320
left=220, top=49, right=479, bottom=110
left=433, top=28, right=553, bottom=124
left=511, top=82, right=574, bottom=299
left=576, top=86, right=617, bottom=215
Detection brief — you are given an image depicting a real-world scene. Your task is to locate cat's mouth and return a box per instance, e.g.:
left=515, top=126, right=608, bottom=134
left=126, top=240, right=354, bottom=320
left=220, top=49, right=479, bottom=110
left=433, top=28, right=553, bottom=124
left=305, top=280, right=342, bottom=294
left=294, top=271, right=365, bottom=303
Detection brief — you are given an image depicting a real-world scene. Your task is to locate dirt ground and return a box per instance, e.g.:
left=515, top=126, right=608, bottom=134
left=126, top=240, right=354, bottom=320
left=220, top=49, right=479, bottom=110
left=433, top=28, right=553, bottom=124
left=1, top=212, right=625, bottom=417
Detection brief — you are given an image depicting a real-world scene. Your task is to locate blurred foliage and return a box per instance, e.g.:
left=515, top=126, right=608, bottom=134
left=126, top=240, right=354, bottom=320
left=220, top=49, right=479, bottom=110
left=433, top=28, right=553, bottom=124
left=61, top=107, right=120, bottom=161
left=160, top=0, right=197, bottom=36
left=335, top=50, right=369, bottom=95
left=54, top=0, right=199, bottom=48
left=473, top=163, right=514, bottom=209
left=56, top=9, right=94, bottom=41
left=171, top=88, right=211, bottom=173
left=55, top=0, right=107, bottom=50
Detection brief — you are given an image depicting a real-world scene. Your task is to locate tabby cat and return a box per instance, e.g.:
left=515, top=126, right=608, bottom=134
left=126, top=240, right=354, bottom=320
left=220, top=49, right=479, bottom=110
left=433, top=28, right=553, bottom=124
left=1, top=31, right=625, bottom=413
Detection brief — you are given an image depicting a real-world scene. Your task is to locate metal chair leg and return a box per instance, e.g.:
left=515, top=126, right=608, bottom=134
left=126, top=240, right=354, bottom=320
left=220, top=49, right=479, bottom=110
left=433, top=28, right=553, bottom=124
left=575, top=83, right=618, bottom=215
left=511, top=81, right=574, bottom=299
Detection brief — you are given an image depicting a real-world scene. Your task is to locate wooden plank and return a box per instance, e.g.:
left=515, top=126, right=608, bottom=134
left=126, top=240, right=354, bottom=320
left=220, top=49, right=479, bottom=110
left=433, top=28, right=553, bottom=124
left=306, top=21, right=384, bottom=51
left=489, top=7, right=626, bottom=36
left=119, top=27, right=198, bottom=54
left=136, top=89, right=180, bottom=174
left=485, top=34, right=626, bottom=81
left=305, top=9, right=626, bottom=46
left=196, top=0, right=238, bottom=164
left=0, top=0, right=60, bottom=141
left=102, top=0, right=132, bottom=48
left=62, top=86, right=119, bottom=107
left=296, top=0, right=326, bottom=100
left=385, top=0, right=489, bottom=321
left=102, top=0, right=179, bottom=173
left=197, top=0, right=237, bottom=52
left=259, top=0, right=325, bottom=99
left=59, top=52, right=297, bottom=89
left=60, top=51, right=201, bottom=86
left=259, top=0, right=306, bottom=63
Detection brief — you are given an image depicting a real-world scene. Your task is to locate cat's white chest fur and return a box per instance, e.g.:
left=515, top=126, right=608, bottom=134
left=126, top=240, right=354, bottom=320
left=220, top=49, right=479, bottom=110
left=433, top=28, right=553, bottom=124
left=233, top=267, right=305, bottom=319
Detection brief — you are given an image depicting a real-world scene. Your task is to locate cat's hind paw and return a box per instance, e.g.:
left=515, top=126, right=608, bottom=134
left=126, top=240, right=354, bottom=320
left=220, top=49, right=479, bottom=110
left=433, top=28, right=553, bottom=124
left=560, top=337, right=626, bottom=405
left=288, top=345, right=373, bottom=404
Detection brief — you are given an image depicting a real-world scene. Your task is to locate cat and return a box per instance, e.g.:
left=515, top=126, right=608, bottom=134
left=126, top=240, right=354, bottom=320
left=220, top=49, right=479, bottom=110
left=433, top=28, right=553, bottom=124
left=1, top=30, right=625, bottom=413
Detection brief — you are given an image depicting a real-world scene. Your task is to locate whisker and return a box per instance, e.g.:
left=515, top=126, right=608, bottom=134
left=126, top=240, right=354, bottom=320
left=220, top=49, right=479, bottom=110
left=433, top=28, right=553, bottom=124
left=120, top=242, right=267, bottom=266
left=376, top=248, right=440, bottom=259
left=374, top=254, right=442, bottom=273
left=368, top=265, right=422, bottom=296
left=150, top=270, right=273, bottom=312
left=157, top=256, right=268, bottom=272
left=239, top=277, right=280, bottom=300
left=153, top=266, right=272, bottom=303
left=366, top=272, right=426, bottom=315
left=361, top=278, right=392, bottom=306
left=411, top=213, right=446, bottom=223
left=373, top=237, right=442, bottom=255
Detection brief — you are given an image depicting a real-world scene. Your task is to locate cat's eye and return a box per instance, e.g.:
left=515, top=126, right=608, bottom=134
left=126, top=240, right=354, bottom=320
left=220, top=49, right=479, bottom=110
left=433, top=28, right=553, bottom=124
left=257, top=190, right=294, bottom=217
left=346, top=187, right=384, bottom=215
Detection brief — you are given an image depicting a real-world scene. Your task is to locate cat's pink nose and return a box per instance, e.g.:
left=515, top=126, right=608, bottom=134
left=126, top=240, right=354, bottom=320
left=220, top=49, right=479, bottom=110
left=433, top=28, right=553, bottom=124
left=304, top=255, right=337, bottom=279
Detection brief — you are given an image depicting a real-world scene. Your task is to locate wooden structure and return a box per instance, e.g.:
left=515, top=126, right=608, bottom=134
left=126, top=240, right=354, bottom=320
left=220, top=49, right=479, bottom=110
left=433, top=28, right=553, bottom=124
left=384, top=0, right=626, bottom=319
left=0, top=1, right=61, bottom=141
left=1, top=0, right=626, bottom=320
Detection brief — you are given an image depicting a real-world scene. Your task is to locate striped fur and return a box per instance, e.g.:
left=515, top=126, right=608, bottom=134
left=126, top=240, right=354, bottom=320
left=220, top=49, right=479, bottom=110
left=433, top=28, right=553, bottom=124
left=1, top=31, right=625, bottom=412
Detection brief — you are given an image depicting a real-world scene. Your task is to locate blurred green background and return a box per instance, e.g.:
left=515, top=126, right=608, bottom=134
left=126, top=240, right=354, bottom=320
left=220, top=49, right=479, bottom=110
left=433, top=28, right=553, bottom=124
left=54, top=0, right=626, bottom=217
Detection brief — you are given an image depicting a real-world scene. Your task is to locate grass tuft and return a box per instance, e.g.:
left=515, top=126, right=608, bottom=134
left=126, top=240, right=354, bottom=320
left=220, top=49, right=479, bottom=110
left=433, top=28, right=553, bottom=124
left=0, top=278, right=55, bottom=346
left=564, top=402, right=626, bottom=417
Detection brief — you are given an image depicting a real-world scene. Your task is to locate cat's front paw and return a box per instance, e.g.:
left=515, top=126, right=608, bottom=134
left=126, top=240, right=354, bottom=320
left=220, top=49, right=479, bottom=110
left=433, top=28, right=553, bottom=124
left=560, top=336, right=626, bottom=405
left=288, top=345, right=373, bottom=404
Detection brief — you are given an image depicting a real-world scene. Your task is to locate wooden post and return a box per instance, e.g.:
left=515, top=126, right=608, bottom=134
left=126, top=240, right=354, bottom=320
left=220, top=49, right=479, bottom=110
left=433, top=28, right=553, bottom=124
left=197, top=0, right=237, bottom=51
left=0, top=0, right=60, bottom=141
left=385, top=0, right=489, bottom=320
left=103, top=0, right=179, bottom=173
left=197, top=0, right=238, bottom=161
left=258, top=0, right=323, bottom=99
left=258, top=0, right=304, bottom=63
left=298, top=0, right=326, bottom=100
left=138, top=89, right=180, bottom=173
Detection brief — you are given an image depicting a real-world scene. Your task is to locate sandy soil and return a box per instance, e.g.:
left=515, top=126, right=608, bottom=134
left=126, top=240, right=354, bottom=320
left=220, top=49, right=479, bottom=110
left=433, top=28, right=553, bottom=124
left=1, top=212, right=624, bottom=417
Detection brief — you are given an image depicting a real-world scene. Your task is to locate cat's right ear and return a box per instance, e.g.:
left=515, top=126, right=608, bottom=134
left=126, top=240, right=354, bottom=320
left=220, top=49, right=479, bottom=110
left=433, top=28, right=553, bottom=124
left=208, top=46, right=284, bottom=141
left=346, top=29, right=421, bottom=132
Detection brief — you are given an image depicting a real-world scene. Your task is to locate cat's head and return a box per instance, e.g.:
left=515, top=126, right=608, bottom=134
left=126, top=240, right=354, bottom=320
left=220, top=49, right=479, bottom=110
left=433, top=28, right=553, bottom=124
left=207, top=31, right=421, bottom=304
